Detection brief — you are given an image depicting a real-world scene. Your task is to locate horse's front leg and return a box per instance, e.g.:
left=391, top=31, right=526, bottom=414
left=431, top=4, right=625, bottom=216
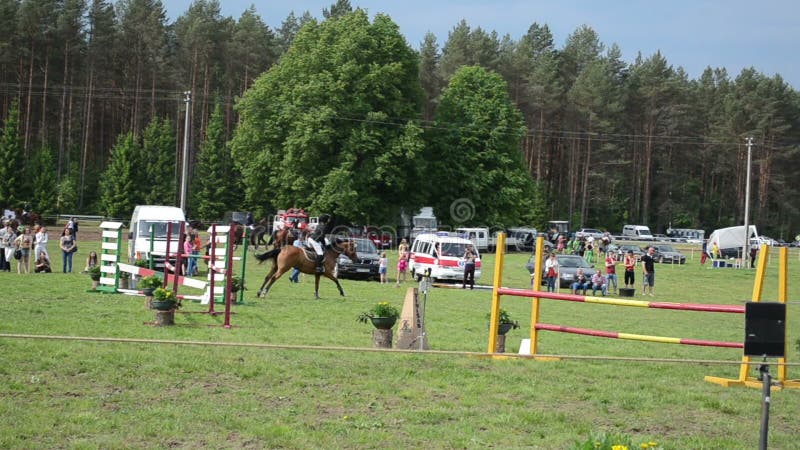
left=257, top=261, right=278, bottom=297
left=323, top=273, right=346, bottom=297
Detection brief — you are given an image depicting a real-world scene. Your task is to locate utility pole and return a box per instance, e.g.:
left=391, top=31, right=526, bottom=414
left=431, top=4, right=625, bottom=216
left=179, top=91, right=191, bottom=212
left=743, top=136, right=753, bottom=268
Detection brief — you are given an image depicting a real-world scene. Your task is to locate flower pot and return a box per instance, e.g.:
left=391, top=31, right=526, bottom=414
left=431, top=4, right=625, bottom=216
left=91, top=279, right=100, bottom=290
left=497, top=323, right=515, bottom=336
left=151, top=300, right=176, bottom=311
left=141, top=288, right=156, bottom=297
left=119, top=278, right=129, bottom=290
left=370, top=317, right=397, bottom=330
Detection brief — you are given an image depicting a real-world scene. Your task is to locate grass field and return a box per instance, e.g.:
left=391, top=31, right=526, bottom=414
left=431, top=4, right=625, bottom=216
left=1, top=234, right=799, bottom=449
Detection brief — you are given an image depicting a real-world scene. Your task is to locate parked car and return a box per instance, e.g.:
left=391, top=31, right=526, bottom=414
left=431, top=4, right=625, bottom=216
left=335, top=238, right=380, bottom=280
left=651, top=244, right=686, bottom=264
left=652, top=233, right=671, bottom=242
left=575, top=228, right=605, bottom=240
left=616, top=244, right=645, bottom=261
left=526, top=253, right=595, bottom=288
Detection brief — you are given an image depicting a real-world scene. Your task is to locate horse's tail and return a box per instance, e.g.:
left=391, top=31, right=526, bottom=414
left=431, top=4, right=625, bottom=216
left=254, top=247, right=280, bottom=263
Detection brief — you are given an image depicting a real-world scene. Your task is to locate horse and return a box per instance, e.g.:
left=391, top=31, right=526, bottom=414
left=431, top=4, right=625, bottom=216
left=248, top=218, right=272, bottom=250
left=255, top=238, right=357, bottom=299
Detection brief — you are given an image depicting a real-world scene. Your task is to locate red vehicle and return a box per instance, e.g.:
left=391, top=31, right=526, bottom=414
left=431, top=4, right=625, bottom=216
left=271, top=208, right=317, bottom=232
left=364, top=226, right=392, bottom=249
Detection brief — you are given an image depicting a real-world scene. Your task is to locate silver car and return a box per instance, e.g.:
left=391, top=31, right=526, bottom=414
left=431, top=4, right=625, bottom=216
left=527, top=254, right=595, bottom=288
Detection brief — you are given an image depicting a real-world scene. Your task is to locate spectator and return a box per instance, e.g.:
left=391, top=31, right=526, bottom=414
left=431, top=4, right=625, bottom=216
left=34, top=225, right=49, bottom=261
left=66, top=217, right=78, bottom=241
left=378, top=252, right=388, bottom=284
left=623, top=250, right=636, bottom=289
left=395, top=249, right=408, bottom=285
left=34, top=253, right=51, bottom=273
left=571, top=268, right=589, bottom=295
left=288, top=233, right=304, bottom=283
left=750, top=245, right=758, bottom=269
left=462, top=244, right=476, bottom=290
left=83, top=250, right=98, bottom=273
left=183, top=234, right=196, bottom=277
left=700, top=241, right=708, bottom=265
left=605, top=251, right=618, bottom=295
left=60, top=228, right=76, bottom=273
left=14, top=226, right=33, bottom=273
left=711, top=242, right=719, bottom=259
left=591, top=269, right=607, bottom=296
left=2, top=221, right=17, bottom=272
left=0, top=220, right=7, bottom=271
left=641, top=246, right=656, bottom=296
left=544, top=253, right=559, bottom=293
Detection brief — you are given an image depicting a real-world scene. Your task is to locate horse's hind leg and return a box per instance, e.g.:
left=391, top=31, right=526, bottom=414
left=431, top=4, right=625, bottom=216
left=263, top=266, right=292, bottom=296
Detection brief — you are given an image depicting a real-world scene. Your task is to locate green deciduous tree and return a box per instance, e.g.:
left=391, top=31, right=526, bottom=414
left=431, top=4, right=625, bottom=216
left=231, top=10, right=424, bottom=223
left=428, top=66, right=534, bottom=227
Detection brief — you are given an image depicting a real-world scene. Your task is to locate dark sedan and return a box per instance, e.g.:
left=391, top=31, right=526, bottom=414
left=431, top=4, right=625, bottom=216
left=335, top=238, right=381, bottom=280
left=526, top=254, right=596, bottom=288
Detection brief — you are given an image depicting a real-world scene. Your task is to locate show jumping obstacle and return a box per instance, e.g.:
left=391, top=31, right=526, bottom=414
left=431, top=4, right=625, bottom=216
left=487, top=233, right=798, bottom=389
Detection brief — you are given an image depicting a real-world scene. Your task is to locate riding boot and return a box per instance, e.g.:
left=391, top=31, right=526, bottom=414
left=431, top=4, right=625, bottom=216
left=315, top=254, right=325, bottom=273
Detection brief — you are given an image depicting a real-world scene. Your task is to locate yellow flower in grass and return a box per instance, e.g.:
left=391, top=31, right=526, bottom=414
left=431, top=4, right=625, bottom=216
left=612, top=446, right=629, bottom=450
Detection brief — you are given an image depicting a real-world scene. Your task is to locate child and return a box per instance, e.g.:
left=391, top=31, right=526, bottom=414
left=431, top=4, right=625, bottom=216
left=378, top=252, right=388, bottom=284
left=395, top=250, right=408, bottom=286
left=83, top=250, right=98, bottom=273
left=35, top=252, right=51, bottom=273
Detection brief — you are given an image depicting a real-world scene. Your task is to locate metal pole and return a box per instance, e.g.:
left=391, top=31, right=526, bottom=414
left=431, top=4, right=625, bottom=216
left=179, top=91, right=191, bottom=212
left=759, top=363, right=771, bottom=450
left=743, top=137, right=753, bottom=269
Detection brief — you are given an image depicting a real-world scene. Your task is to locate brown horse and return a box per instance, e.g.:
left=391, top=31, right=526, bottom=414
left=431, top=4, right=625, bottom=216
left=256, top=238, right=358, bottom=299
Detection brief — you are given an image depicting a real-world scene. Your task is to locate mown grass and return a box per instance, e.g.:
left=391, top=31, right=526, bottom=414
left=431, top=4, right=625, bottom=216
left=1, top=239, right=799, bottom=449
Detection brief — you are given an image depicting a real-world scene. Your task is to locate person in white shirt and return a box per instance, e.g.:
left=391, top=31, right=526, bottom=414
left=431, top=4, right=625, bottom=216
left=34, top=225, right=50, bottom=260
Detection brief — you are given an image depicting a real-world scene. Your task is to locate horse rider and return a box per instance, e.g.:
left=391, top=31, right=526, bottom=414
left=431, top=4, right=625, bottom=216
left=307, top=214, right=332, bottom=273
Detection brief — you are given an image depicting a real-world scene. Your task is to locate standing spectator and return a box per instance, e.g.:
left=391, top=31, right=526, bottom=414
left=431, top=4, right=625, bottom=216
left=0, top=220, right=8, bottom=272
left=556, top=235, right=566, bottom=253
left=395, top=248, right=408, bottom=285
left=34, top=225, right=49, bottom=261
left=641, top=246, right=656, bottom=296
left=750, top=245, right=758, bottom=269
left=2, top=222, right=17, bottom=272
left=183, top=234, right=196, bottom=277
left=711, top=242, right=719, bottom=259
left=585, top=240, right=595, bottom=264
left=60, top=228, right=76, bottom=273
left=34, top=252, right=51, bottom=273
left=14, top=226, right=33, bottom=273
left=605, top=251, right=618, bottom=295
left=65, top=217, right=77, bottom=240
left=571, top=268, right=589, bottom=295
left=591, top=269, right=608, bottom=296
left=544, top=253, right=559, bottom=293
left=378, top=252, right=388, bottom=284
left=462, top=244, right=476, bottom=290
left=623, top=250, right=636, bottom=289
left=700, top=241, right=708, bottom=265
left=191, top=228, right=202, bottom=276
left=288, top=232, right=305, bottom=283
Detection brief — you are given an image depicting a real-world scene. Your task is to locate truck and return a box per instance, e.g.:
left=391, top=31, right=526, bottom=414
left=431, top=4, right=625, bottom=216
left=270, top=208, right=318, bottom=234
left=128, top=205, right=186, bottom=264
left=410, top=207, right=437, bottom=239
left=456, top=227, right=489, bottom=252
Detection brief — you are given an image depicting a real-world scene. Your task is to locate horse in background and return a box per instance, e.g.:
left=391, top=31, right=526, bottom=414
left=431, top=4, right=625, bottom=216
left=255, top=238, right=357, bottom=299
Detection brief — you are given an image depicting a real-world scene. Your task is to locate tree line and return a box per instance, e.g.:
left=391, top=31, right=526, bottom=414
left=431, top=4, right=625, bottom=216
left=0, top=0, right=798, bottom=238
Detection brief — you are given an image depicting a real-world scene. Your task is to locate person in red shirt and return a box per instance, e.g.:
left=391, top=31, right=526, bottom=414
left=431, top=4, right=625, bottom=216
left=604, top=251, right=618, bottom=295
left=623, top=250, right=636, bottom=289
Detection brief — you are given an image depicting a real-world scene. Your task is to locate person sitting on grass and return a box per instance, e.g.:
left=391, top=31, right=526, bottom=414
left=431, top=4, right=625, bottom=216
left=34, top=252, right=51, bottom=273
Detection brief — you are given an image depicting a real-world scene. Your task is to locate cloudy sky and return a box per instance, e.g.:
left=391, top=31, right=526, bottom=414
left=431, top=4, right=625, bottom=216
left=162, top=0, right=800, bottom=89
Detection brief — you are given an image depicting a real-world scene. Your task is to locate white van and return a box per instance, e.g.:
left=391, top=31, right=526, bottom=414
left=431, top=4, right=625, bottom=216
left=128, top=205, right=186, bottom=262
left=622, top=224, right=654, bottom=240
left=409, top=233, right=481, bottom=282
left=455, top=227, right=489, bottom=251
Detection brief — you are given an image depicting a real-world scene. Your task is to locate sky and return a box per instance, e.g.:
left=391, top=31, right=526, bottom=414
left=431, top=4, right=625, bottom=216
left=162, top=0, right=800, bottom=89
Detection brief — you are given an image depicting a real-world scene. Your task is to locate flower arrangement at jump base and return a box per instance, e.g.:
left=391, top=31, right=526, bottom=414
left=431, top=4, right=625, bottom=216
left=487, top=308, right=520, bottom=335
left=357, top=301, right=400, bottom=329
left=151, top=287, right=179, bottom=311
left=571, top=432, right=662, bottom=450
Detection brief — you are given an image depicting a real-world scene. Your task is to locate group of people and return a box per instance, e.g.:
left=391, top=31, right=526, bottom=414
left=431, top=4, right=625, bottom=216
left=0, top=217, right=83, bottom=274
left=543, top=246, right=658, bottom=297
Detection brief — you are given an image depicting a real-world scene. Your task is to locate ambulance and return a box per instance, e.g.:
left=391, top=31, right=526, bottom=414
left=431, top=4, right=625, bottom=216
left=408, top=232, right=481, bottom=282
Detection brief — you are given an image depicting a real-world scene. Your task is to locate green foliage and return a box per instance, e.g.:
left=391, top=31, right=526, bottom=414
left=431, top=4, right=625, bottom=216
left=87, top=265, right=101, bottom=281
left=357, top=301, right=400, bottom=322
left=152, top=287, right=175, bottom=302
left=0, top=101, right=23, bottom=207
left=231, top=9, right=423, bottom=222
left=56, top=177, right=78, bottom=216
left=487, top=308, right=519, bottom=328
left=99, top=132, right=139, bottom=218
left=137, top=275, right=162, bottom=290
left=191, top=103, right=232, bottom=221
left=428, top=65, right=533, bottom=227
left=28, top=146, right=58, bottom=216
left=141, top=116, right=175, bottom=205
left=571, top=432, right=662, bottom=450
